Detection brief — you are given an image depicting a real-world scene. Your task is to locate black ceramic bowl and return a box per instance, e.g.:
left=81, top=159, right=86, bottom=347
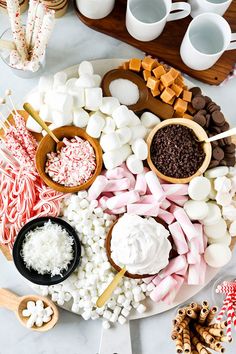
left=13, top=217, right=81, bottom=286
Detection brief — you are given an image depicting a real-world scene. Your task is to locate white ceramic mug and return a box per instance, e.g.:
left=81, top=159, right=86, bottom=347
left=188, top=0, right=232, bottom=18
left=126, top=0, right=191, bottom=42
left=76, top=0, right=115, bottom=20
left=180, top=13, right=236, bottom=71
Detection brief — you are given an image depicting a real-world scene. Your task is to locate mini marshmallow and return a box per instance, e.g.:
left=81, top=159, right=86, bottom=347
left=188, top=176, right=211, bottom=201
left=202, top=202, right=222, bottom=226
left=140, top=112, right=161, bottom=128
left=52, top=110, right=73, bottom=126
left=86, top=112, right=105, bottom=138
left=85, top=88, right=103, bottom=111
left=130, top=125, right=147, bottom=143
left=45, top=92, right=73, bottom=113
left=184, top=200, right=209, bottom=220
left=102, top=117, right=116, bottom=134
left=105, top=167, right=126, bottom=180
left=100, top=97, right=120, bottom=115
left=205, top=166, right=229, bottom=179
left=69, top=87, right=85, bottom=108
left=38, top=75, right=54, bottom=93
left=102, top=320, right=111, bottom=329
left=126, top=155, right=144, bottom=174
left=116, top=127, right=132, bottom=145
left=73, top=108, right=89, bottom=128
left=100, top=132, right=122, bottom=152
left=104, top=178, right=130, bottom=192
left=204, top=218, right=227, bottom=240
left=204, top=244, right=232, bottom=268
left=131, top=139, right=148, bottom=160
left=78, top=61, right=94, bottom=77
left=118, top=315, right=127, bottom=325
left=103, top=144, right=132, bottom=170
left=53, top=71, right=67, bottom=89
left=39, top=104, right=52, bottom=122
left=26, top=91, right=43, bottom=111
left=26, top=116, right=43, bottom=133
left=112, top=105, right=131, bottom=128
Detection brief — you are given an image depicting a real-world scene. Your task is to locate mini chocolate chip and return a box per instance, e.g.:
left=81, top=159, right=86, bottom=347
left=212, top=146, right=224, bottom=161
left=192, top=95, right=206, bottom=110
left=205, top=115, right=211, bottom=128
left=224, top=152, right=236, bottom=159
left=193, top=114, right=206, bottom=127
left=209, top=159, right=219, bottom=168
left=189, top=87, right=202, bottom=97
left=224, top=143, right=235, bottom=153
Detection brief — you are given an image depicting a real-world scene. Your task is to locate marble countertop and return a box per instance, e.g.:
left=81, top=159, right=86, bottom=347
left=0, top=4, right=236, bottom=354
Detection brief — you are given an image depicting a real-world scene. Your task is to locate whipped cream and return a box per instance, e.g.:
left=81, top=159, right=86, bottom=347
left=111, top=214, right=171, bottom=275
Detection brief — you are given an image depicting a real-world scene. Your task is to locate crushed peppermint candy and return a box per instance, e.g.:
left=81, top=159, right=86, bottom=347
left=45, top=136, right=96, bottom=187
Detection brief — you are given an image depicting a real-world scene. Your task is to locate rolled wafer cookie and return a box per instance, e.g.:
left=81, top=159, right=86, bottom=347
left=209, top=321, right=227, bottom=329
left=190, top=302, right=202, bottom=312
left=177, top=317, right=191, bottom=333
left=205, top=307, right=218, bottom=325
left=204, top=340, right=225, bottom=353
left=207, top=328, right=224, bottom=337
left=176, top=333, right=184, bottom=354
left=215, top=336, right=233, bottom=343
left=202, top=300, right=209, bottom=308
left=194, top=323, right=215, bottom=344
left=191, top=333, right=211, bottom=354
left=183, top=326, right=191, bottom=353
left=175, top=308, right=187, bottom=324
left=186, top=308, right=198, bottom=319
left=199, top=307, right=210, bottom=325
left=171, top=328, right=180, bottom=340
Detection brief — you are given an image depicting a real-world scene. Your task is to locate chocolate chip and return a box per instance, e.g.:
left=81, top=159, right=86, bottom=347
left=212, top=146, right=224, bottom=161
left=211, top=140, right=219, bottom=148
left=223, top=137, right=231, bottom=145
left=224, top=152, right=235, bottom=159
left=205, top=114, right=211, bottom=128
left=225, top=157, right=236, bottom=167
left=221, top=122, right=230, bottom=132
left=211, top=126, right=222, bottom=134
left=189, top=87, right=202, bottom=97
left=209, top=159, right=219, bottom=168
left=197, top=109, right=207, bottom=116
left=211, top=111, right=225, bottom=127
left=193, top=114, right=206, bottom=127
left=192, top=95, right=206, bottom=110
left=207, top=102, right=221, bottom=113
left=218, top=138, right=226, bottom=147
left=224, top=143, right=235, bottom=153
left=204, top=96, right=212, bottom=105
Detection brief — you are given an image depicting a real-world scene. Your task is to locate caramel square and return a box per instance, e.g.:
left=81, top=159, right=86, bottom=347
left=159, top=82, right=165, bottom=92
left=122, top=61, right=130, bottom=70
left=174, top=98, right=188, bottom=114
left=171, top=83, right=183, bottom=97
left=143, top=69, right=152, bottom=81
left=169, top=68, right=180, bottom=80
left=183, top=113, right=193, bottom=120
left=160, top=72, right=175, bottom=87
left=182, top=90, right=192, bottom=103
left=129, top=58, right=142, bottom=72
left=160, top=87, right=175, bottom=104
left=175, top=76, right=184, bottom=88
left=153, top=65, right=166, bottom=79
left=173, top=111, right=184, bottom=118
left=168, top=97, right=176, bottom=106
left=147, top=76, right=160, bottom=91
left=151, top=88, right=160, bottom=97
left=142, top=56, right=157, bottom=71
left=187, top=103, right=196, bottom=115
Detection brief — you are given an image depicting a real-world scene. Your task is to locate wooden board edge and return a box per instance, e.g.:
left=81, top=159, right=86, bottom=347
left=0, top=244, right=12, bottom=261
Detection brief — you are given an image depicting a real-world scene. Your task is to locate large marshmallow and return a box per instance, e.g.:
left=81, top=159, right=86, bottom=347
left=202, top=202, right=221, bottom=226
left=116, top=127, right=132, bottom=145
left=204, top=218, right=227, bottom=240
left=205, top=166, right=229, bottom=179
left=26, top=91, right=43, bottom=111
left=85, top=88, right=103, bottom=111
left=92, top=74, right=102, bottom=87
left=73, top=108, right=89, bottom=128
left=78, top=61, right=94, bottom=77
left=45, top=92, right=73, bottom=113
left=100, top=97, right=120, bottom=115
left=126, top=155, right=144, bottom=174
left=100, top=132, right=122, bottom=152
left=128, top=111, right=141, bottom=126
left=112, top=105, right=131, bottom=128
left=204, top=244, right=231, bottom=268
left=188, top=176, right=211, bottom=201
left=86, top=112, right=105, bottom=138
left=102, top=117, right=116, bottom=134
left=76, top=74, right=97, bottom=88
left=53, top=71, right=67, bottom=89
left=68, top=87, right=85, bottom=108
left=26, top=116, right=42, bottom=133
left=52, top=110, right=73, bottom=126
left=65, top=78, right=77, bottom=91
left=140, top=112, right=161, bottom=128
left=130, top=125, right=147, bottom=143
left=184, top=200, right=209, bottom=220
left=39, top=104, right=52, bottom=122
left=38, top=75, right=53, bottom=93
left=103, top=144, right=132, bottom=170
left=131, top=138, right=148, bottom=160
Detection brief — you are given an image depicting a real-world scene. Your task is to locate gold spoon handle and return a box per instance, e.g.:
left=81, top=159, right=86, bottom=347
left=0, top=288, right=19, bottom=312
left=205, top=127, right=236, bottom=143
left=23, top=103, right=60, bottom=144
left=0, top=39, right=16, bottom=51
left=96, top=267, right=126, bottom=308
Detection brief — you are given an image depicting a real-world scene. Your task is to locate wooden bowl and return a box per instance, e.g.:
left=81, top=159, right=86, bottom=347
left=36, top=126, right=103, bottom=193
left=106, top=218, right=171, bottom=279
left=146, top=118, right=212, bottom=184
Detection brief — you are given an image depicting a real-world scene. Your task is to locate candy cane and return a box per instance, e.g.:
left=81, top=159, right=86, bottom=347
left=226, top=303, right=234, bottom=338
left=217, top=293, right=234, bottom=321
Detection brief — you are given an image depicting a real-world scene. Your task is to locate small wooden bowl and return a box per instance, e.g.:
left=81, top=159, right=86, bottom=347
left=147, top=118, right=212, bottom=184
left=36, top=126, right=103, bottom=193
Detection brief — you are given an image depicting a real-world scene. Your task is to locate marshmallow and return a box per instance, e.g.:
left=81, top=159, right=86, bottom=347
left=208, top=232, right=231, bottom=246
left=204, top=218, right=227, bottom=240
left=194, top=224, right=205, bottom=254
left=214, top=176, right=231, bottom=193
left=78, top=61, right=94, bottom=76
left=116, top=127, right=132, bottom=145
left=38, top=75, right=53, bottom=93
left=130, top=125, right=147, bottom=143
left=127, top=202, right=159, bottom=217
left=92, top=74, right=102, bottom=87
left=140, top=112, right=161, bottom=129
left=188, top=260, right=201, bottom=285
left=69, top=87, right=85, bottom=108
left=86, top=112, right=105, bottom=138
left=103, top=145, right=132, bottom=170
left=173, top=208, right=198, bottom=241
left=131, top=139, right=148, bottom=160
left=150, top=276, right=177, bottom=303
left=188, top=176, right=211, bottom=201
left=158, top=208, right=175, bottom=224
left=26, top=116, right=43, bottom=133
left=100, top=132, right=122, bottom=152
left=168, top=222, right=189, bottom=255
left=112, top=105, right=131, bottom=128
left=135, top=173, right=147, bottom=195
left=187, top=238, right=201, bottom=264
left=51, top=110, right=73, bottom=126
left=162, top=184, right=188, bottom=196
left=229, top=221, right=236, bottom=236
left=159, top=255, right=187, bottom=279
left=208, top=179, right=217, bottom=200
left=184, top=200, right=209, bottom=220
left=45, top=92, right=73, bottom=113
left=100, top=97, right=120, bottom=115
left=106, top=190, right=140, bottom=209
left=65, top=78, right=77, bottom=91
left=105, top=167, right=125, bottom=180
left=167, top=194, right=188, bottom=207
left=128, top=111, right=141, bottom=126
left=104, top=178, right=130, bottom=192
left=216, top=192, right=232, bottom=207
left=126, top=155, right=144, bottom=174
left=145, top=171, right=165, bottom=201
left=76, top=74, right=97, bottom=88
left=26, top=91, right=43, bottom=111
left=39, top=104, right=52, bottom=122
left=53, top=71, right=67, bottom=89
left=88, top=176, right=108, bottom=200
left=73, top=108, right=89, bottom=128
left=205, top=166, right=229, bottom=179
left=102, top=117, right=116, bottom=134
left=202, top=202, right=222, bottom=226
left=204, top=244, right=232, bottom=268
left=85, top=88, right=103, bottom=111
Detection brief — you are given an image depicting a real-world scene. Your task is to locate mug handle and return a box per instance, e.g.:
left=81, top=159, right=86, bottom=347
left=167, top=2, right=191, bottom=22
left=228, top=33, right=236, bottom=50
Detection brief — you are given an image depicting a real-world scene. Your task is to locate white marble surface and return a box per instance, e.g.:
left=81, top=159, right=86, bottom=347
left=0, top=3, right=236, bottom=354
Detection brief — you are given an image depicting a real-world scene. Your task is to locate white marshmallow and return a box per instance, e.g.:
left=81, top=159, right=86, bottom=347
left=53, top=71, right=67, bottom=89
left=52, top=110, right=73, bottom=126
left=208, top=179, right=217, bottom=200
left=56, top=85, right=67, bottom=93
left=126, top=154, right=144, bottom=174
left=216, top=192, right=232, bottom=207
left=38, top=75, right=53, bottom=93
left=100, top=132, right=121, bottom=152
left=85, top=87, right=103, bottom=111
left=112, top=105, right=131, bottom=128
left=229, top=220, right=236, bottom=236
left=73, top=108, right=89, bottom=128
left=202, top=202, right=221, bottom=226
left=86, top=112, right=105, bottom=138
left=130, top=125, right=147, bottom=143
left=208, top=232, right=231, bottom=246
left=78, top=61, right=94, bottom=76
left=118, top=315, right=126, bottom=325
left=45, top=92, right=73, bottom=113
left=69, top=87, right=85, bottom=108
left=204, top=218, right=227, bottom=239
left=100, top=97, right=120, bottom=115
left=131, top=138, right=148, bottom=160
left=184, top=200, right=209, bottom=220
left=214, top=176, right=231, bottom=193
left=92, top=74, right=102, bottom=87
left=65, top=78, right=77, bottom=91
left=76, top=74, right=96, bottom=88
left=26, top=116, right=42, bottom=133
left=140, top=112, right=161, bottom=128
left=102, top=117, right=116, bottom=134
left=205, top=166, right=229, bottom=179
left=103, top=144, right=132, bottom=170
left=136, top=304, right=146, bottom=314
left=188, top=176, right=211, bottom=201
left=26, top=91, right=43, bottom=111
left=128, top=111, right=141, bottom=126
left=39, top=104, right=52, bottom=122
left=116, top=127, right=132, bottom=145
left=102, top=320, right=111, bottom=329
left=204, top=244, right=232, bottom=268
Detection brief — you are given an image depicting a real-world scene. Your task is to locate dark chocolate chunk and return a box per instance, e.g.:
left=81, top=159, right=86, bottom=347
left=211, top=126, right=222, bottom=134
left=212, top=146, right=224, bottom=161
left=192, top=95, right=206, bottom=110
left=197, top=109, right=207, bottom=116
left=193, top=114, right=206, bottom=127
left=218, top=138, right=226, bottom=147
left=189, top=87, right=202, bottom=97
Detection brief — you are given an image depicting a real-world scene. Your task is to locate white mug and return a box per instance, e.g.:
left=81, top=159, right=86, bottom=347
left=188, top=0, right=232, bottom=18
left=180, top=13, right=236, bottom=71
left=126, top=0, right=191, bottom=42
left=76, top=0, right=115, bottom=20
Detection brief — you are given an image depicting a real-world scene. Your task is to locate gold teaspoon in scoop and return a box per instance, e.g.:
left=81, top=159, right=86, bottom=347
left=0, top=288, right=59, bottom=332
left=101, top=69, right=174, bottom=120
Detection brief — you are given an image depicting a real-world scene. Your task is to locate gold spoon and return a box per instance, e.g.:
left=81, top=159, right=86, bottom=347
left=0, top=288, right=59, bottom=332
left=23, top=103, right=65, bottom=151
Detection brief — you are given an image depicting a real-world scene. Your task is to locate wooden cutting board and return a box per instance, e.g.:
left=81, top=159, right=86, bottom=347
left=74, top=0, right=236, bottom=85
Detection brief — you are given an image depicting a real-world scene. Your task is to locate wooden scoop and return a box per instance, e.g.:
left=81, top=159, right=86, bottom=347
left=101, top=69, right=174, bottom=119
left=0, top=288, right=59, bottom=332
left=23, top=103, right=65, bottom=151
left=0, top=39, right=16, bottom=51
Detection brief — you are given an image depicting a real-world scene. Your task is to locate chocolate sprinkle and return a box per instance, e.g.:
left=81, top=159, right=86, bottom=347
left=150, top=125, right=205, bottom=179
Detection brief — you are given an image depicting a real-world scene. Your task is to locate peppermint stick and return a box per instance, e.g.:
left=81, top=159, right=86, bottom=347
left=25, top=0, right=40, bottom=50
left=6, top=0, right=28, bottom=61
left=31, top=2, right=46, bottom=48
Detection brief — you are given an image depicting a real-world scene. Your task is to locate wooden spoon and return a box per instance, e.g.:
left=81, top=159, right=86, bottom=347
left=0, top=288, right=59, bottom=332
left=101, top=69, right=174, bottom=119
left=0, top=39, right=16, bottom=51
left=23, top=103, right=65, bottom=151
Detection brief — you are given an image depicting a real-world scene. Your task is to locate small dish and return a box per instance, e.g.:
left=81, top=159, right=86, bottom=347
left=146, top=118, right=212, bottom=184
left=36, top=126, right=103, bottom=193
left=13, top=217, right=81, bottom=286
